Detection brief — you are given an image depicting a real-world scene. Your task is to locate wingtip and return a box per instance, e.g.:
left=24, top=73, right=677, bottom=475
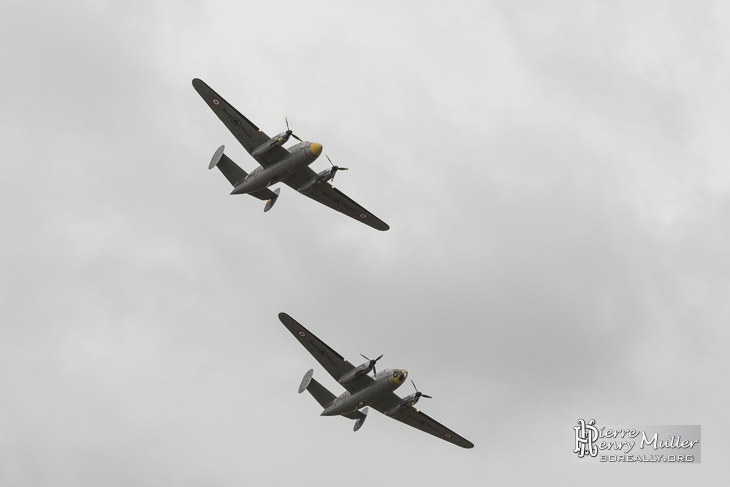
left=192, top=78, right=208, bottom=91
left=372, top=221, right=389, bottom=231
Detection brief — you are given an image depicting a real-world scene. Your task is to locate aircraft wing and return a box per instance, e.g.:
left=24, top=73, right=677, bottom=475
left=192, top=78, right=289, bottom=167
left=283, top=168, right=390, bottom=231
left=278, top=312, right=375, bottom=393
left=370, top=394, right=474, bottom=448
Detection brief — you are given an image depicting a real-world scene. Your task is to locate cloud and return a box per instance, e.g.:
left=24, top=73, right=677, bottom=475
left=1, top=1, right=728, bottom=485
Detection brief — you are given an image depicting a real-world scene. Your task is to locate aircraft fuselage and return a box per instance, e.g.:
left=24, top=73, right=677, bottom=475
left=230, top=141, right=322, bottom=195
left=321, top=368, right=408, bottom=416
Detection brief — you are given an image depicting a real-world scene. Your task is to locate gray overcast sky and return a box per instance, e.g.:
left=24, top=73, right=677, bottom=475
left=1, top=0, right=729, bottom=485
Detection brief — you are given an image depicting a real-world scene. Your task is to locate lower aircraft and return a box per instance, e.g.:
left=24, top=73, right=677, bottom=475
left=278, top=312, right=474, bottom=448
left=192, top=79, right=389, bottom=231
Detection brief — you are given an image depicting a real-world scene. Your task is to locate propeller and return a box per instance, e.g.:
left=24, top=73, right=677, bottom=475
left=411, top=380, right=433, bottom=400
left=326, top=155, right=349, bottom=182
left=360, top=353, right=383, bottom=377
left=285, top=117, right=303, bottom=142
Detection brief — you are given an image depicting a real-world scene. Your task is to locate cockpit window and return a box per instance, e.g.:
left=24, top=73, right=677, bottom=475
left=392, top=369, right=407, bottom=383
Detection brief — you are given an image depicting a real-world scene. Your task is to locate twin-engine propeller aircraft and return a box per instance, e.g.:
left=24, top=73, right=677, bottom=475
left=192, top=79, right=389, bottom=231
left=278, top=312, right=474, bottom=448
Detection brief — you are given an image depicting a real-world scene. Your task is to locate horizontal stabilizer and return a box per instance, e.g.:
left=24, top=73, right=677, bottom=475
left=263, top=188, right=280, bottom=212
left=208, top=145, right=248, bottom=186
left=352, top=407, right=369, bottom=432
left=304, top=377, right=336, bottom=410
left=248, top=187, right=279, bottom=202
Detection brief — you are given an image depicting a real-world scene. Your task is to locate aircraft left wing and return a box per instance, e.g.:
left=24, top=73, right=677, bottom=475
left=370, top=394, right=474, bottom=448
left=283, top=168, right=389, bottom=231
left=278, top=313, right=375, bottom=393
left=192, top=78, right=289, bottom=167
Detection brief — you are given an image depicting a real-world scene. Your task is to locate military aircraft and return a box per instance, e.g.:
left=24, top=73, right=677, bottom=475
left=278, top=312, right=474, bottom=448
left=192, top=79, right=389, bottom=231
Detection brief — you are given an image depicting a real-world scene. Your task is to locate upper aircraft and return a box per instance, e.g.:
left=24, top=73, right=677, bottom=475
left=278, top=312, right=474, bottom=448
left=192, top=79, right=389, bottom=231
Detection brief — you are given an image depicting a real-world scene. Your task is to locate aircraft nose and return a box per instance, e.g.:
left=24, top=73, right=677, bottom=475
left=310, top=142, right=322, bottom=156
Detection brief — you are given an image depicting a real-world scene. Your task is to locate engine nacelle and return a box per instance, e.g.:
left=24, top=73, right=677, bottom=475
left=297, top=168, right=334, bottom=194
left=337, top=362, right=372, bottom=385
left=384, top=394, right=419, bottom=416
left=251, top=131, right=291, bottom=158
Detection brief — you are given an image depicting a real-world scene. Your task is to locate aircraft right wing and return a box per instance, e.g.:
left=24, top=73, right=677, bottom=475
left=369, top=394, right=474, bottom=448
left=283, top=168, right=389, bottom=231
left=278, top=312, right=375, bottom=393
left=192, top=78, right=289, bottom=167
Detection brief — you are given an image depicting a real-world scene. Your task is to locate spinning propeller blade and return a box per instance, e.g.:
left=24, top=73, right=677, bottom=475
left=411, top=380, right=433, bottom=400
left=360, top=353, right=384, bottom=377
left=326, top=155, right=349, bottom=182
left=285, top=117, right=303, bottom=142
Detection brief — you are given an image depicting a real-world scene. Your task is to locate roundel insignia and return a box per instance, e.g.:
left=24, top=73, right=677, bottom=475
left=231, top=118, right=241, bottom=126
left=212, top=98, right=220, bottom=106
left=359, top=213, right=368, bottom=219
left=444, top=433, right=453, bottom=439
left=318, top=349, right=327, bottom=357
left=298, top=330, right=306, bottom=338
